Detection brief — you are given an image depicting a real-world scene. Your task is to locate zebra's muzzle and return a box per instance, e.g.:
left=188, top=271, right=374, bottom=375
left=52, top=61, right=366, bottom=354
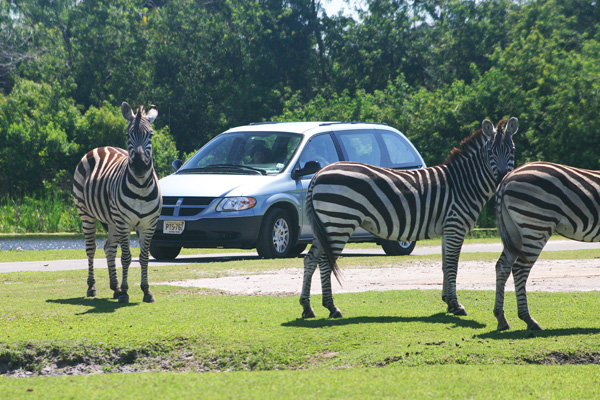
left=131, top=146, right=150, bottom=177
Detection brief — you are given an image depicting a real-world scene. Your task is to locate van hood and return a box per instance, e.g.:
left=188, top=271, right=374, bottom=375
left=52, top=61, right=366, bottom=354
left=159, top=173, right=283, bottom=197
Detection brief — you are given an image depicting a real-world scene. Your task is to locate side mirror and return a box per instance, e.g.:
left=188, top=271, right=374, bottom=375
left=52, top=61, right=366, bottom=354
left=172, top=159, right=183, bottom=172
left=292, top=160, right=321, bottom=180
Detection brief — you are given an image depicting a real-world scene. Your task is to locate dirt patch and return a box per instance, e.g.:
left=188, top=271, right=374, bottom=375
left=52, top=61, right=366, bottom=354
left=521, top=351, right=600, bottom=365
left=157, top=259, right=600, bottom=296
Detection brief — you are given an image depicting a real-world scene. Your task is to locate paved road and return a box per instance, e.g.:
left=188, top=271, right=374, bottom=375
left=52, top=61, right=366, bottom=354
left=2, top=240, right=600, bottom=274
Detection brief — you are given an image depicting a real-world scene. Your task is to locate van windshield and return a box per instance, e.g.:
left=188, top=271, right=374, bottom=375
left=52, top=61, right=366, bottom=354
left=179, top=131, right=303, bottom=175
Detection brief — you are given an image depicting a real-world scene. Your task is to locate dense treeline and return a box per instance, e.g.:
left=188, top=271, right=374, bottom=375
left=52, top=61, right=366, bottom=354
left=0, top=0, right=599, bottom=231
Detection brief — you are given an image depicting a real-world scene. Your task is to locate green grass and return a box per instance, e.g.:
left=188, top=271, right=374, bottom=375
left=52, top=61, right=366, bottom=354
left=2, top=366, right=599, bottom=399
left=1, top=242, right=599, bottom=398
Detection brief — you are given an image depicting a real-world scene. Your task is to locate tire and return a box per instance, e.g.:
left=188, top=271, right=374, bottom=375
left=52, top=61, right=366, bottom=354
left=256, top=208, right=295, bottom=258
left=381, top=240, right=416, bottom=256
left=149, top=242, right=181, bottom=260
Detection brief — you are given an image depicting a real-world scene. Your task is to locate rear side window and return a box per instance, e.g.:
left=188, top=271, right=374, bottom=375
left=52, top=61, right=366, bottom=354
left=335, top=129, right=422, bottom=169
left=379, top=130, right=422, bottom=168
left=336, top=130, right=381, bottom=166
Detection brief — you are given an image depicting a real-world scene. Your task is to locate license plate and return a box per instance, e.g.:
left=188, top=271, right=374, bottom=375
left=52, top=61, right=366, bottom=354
left=164, top=221, right=185, bottom=234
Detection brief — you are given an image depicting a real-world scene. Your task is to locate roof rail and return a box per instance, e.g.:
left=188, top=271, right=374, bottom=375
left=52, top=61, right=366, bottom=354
left=319, top=122, right=388, bottom=127
left=248, top=121, right=282, bottom=126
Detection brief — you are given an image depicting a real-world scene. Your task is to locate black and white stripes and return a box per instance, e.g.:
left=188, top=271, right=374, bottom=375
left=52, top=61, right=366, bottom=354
left=300, top=118, right=518, bottom=318
left=494, top=161, right=600, bottom=331
left=72, top=102, right=162, bottom=303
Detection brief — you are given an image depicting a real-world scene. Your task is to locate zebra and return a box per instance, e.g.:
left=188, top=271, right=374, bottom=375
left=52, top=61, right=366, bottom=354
left=73, top=102, right=162, bottom=303
left=494, top=161, right=600, bottom=331
left=300, top=117, right=519, bottom=319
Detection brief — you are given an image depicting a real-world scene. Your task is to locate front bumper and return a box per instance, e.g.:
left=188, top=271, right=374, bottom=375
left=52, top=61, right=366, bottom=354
left=152, top=215, right=263, bottom=249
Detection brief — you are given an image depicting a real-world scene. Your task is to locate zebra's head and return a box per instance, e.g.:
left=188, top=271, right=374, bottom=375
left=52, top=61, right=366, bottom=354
left=481, top=117, right=518, bottom=186
left=121, top=102, right=158, bottom=178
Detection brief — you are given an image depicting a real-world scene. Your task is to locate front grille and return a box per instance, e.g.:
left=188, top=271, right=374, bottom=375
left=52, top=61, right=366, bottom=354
left=160, top=196, right=216, bottom=217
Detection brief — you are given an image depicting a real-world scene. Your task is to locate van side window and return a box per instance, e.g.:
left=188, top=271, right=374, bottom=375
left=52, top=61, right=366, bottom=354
left=299, top=134, right=339, bottom=169
left=336, top=130, right=381, bottom=166
left=380, top=131, right=422, bottom=168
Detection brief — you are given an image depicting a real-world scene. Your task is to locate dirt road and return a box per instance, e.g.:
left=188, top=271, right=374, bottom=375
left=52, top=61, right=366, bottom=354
left=159, top=258, right=600, bottom=295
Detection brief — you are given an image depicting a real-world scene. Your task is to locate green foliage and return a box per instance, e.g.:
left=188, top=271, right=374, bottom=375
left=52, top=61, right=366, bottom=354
left=75, top=102, right=127, bottom=152
left=3, top=0, right=600, bottom=230
left=152, top=126, right=179, bottom=179
left=0, top=79, right=80, bottom=195
left=0, top=190, right=80, bottom=234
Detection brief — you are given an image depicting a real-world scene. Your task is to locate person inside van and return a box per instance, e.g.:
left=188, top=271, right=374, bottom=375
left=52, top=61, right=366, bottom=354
left=250, top=143, right=271, bottom=164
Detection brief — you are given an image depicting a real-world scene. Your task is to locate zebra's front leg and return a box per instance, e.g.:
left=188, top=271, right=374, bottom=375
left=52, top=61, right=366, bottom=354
left=513, top=259, right=542, bottom=330
left=138, top=228, right=156, bottom=303
left=320, top=258, right=342, bottom=318
left=300, top=243, right=321, bottom=318
left=117, top=231, right=132, bottom=303
left=104, top=228, right=123, bottom=299
left=441, top=232, right=467, bottom=315
left=494, top=250, right=516, bottom=331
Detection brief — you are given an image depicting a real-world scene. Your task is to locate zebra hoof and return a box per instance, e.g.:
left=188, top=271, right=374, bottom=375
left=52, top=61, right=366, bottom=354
left=497, top=322, right=511, bottom=332
left=118, top=294, right=130, bottom=304
left=86, top=289, right=97, bottom=297
left=453, top=308, right=468, bottom=316
left=329, top=309, right=343, bottom=318
left=527, top=321, right=542, bottom=331
left=302, top=310, right=316, bottom=319
left=143, top=293, right=156, bottom=303
left=113, top=290, right=123, bottom=299
left=448, top=305, right=468, bottom=316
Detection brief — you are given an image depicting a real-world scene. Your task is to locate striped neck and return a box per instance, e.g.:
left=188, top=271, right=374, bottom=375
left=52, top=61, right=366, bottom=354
left=446, top=137, right=497, bottom=201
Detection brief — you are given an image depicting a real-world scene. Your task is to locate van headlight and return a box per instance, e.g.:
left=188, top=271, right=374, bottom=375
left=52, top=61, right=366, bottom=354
left=217, top=197, right=257, bottom=211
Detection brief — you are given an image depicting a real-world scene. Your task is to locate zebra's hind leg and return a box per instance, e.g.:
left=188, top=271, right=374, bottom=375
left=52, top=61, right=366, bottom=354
left=300, top=242, right=322, bottom=318
left=493, top=249, right=517, bottom=331
left=513, top=258, right=542, bottom=330
left=81, top=216, right=98, bottom=297
left=319, top=255, right=343, bottom=318
left=138, top=227, right=156, bottom=303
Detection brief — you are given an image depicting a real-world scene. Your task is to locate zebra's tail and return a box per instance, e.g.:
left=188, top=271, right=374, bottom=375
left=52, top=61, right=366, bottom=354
left=496, top=182, right=524, bottom=259
left=306, top=179, right=342, bottom=284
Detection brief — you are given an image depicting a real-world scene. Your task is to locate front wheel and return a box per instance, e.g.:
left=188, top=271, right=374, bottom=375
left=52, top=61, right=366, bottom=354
left=149, top=242, right=181, bottom=260
left=256, top=209, right=295, bottom=259
left=381, top=240, right=416, bottom=256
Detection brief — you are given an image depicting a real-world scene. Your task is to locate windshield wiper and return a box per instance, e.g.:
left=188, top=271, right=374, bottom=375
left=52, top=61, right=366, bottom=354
left=179, top=164, right=267, bottom=175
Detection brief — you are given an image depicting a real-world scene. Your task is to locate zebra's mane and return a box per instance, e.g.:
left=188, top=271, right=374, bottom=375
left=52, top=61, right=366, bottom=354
left=444, top=119, right=507, bottom=165
left=135, top=106, right=144, bottom=121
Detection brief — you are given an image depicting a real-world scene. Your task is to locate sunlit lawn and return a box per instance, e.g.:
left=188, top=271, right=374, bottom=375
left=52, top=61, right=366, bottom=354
left=1, top=239, right=599, bottom=399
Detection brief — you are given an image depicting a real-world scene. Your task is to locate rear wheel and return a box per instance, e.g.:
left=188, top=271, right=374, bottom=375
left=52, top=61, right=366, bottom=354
left=381, top=240, right=416, bottom=256
left=256, top=209, right=295, bottom=258
left=149, top=242, right=181, bottom=260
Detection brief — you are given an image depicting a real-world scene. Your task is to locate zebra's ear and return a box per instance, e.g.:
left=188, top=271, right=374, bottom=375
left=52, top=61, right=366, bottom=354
left=146, top=105, right=158, bottom=124
left=505, top=117, right=519, bottom=137
left=481, top=119, right=495, bottom=138
left=121, top=102, right=135, bottom=121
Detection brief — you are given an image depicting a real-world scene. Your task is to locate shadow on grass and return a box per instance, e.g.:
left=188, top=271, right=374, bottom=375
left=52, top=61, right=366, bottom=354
left=46, top=297, right=138, bottom=315
left=477, top=327, right=600, bottom=340
left=282, top=312, right=486, bottom=329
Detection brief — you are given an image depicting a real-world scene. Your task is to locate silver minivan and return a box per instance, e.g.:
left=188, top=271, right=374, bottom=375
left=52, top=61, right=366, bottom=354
left=150, top=122, right=426, bottom=259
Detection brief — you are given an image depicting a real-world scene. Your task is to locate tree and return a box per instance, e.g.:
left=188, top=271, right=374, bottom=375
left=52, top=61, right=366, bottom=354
left=0, top=79, right=79, bottom=195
